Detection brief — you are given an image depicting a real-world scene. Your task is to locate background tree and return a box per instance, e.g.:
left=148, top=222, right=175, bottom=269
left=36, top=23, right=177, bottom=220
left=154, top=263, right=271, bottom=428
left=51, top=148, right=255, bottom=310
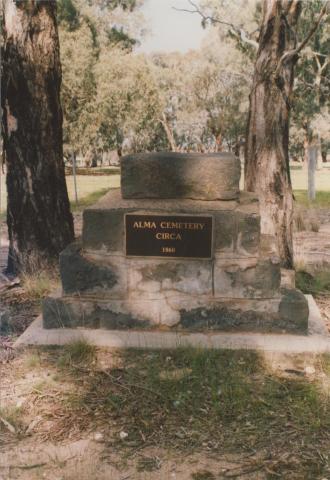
left=57, top=0, right=146, bottom=160
left=291, top=0, right=330, bottom=166
left=94, top=47, right=163, bottom=154
left=191, top=36, right=250, bottom=153
left=1, top=0, right=74, bottom=273
left=150, top=37, right=250, bottom=153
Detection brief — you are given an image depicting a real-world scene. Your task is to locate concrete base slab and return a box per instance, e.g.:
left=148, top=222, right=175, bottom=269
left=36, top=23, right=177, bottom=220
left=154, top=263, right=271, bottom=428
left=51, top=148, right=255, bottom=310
left=15, top=295, right=330, bottom=353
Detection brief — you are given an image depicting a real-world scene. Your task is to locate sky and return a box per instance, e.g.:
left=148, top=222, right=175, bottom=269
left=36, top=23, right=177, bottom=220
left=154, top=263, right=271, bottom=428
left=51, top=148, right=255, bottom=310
left=138, top=0, right=207, bottom=53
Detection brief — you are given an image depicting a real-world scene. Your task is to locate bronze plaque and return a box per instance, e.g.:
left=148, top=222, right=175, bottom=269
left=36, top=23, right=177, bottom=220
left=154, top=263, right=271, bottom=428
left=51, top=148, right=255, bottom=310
left=125, top=214, right=213, bottom=259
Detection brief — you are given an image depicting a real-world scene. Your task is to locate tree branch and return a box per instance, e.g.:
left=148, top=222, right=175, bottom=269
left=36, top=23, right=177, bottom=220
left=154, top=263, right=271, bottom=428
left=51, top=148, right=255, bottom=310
left=275, top=1, right=329, bottom=76
left=173, top=0, right=258, bottom=50
left=311, top=50, right=328, bottom=58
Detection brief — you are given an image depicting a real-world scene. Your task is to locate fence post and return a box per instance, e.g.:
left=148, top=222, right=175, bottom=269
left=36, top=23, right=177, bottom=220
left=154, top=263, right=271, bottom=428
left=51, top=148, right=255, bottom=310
left=72, top=151, right=78, bottom=205
left=308, top=145, right=317, bottom=201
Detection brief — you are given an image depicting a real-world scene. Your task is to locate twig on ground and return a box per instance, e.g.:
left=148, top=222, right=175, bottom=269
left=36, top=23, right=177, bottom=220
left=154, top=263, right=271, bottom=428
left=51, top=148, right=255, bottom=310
left=0, top=463, right=47, bottom=470
left=221, top=464, right=263, bottom=478
left=0, top=416, right=16, bottom=434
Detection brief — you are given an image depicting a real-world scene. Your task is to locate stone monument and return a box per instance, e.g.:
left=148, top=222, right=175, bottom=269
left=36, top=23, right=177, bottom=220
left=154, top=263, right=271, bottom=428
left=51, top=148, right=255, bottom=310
left=43, top=152, right=309, bottom=333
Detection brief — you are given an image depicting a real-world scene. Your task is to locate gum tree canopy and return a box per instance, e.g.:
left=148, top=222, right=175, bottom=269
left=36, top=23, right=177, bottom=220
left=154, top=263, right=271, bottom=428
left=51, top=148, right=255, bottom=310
left=2, top=0, right=74, bottom=273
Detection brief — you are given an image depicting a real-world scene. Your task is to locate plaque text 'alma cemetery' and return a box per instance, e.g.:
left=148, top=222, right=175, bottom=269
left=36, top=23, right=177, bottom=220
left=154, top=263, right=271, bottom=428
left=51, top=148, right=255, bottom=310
left=125, top=214, right=213, bottom=258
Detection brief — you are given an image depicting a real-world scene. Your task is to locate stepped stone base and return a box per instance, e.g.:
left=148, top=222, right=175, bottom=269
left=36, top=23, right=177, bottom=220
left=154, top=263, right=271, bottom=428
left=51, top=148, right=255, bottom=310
left=43, top=289, right=308, bottom=334
left=42, top=189, right=309, bottom=334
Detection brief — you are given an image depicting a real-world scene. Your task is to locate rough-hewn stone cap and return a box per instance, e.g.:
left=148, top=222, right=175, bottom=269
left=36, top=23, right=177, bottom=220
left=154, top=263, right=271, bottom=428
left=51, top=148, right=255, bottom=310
left=121, top=152, right=241, bottom=200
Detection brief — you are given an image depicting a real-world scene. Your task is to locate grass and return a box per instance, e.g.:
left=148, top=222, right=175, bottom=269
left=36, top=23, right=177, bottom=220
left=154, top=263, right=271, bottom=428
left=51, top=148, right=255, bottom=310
left=294, top=190, right=330, bottom=208
left=36, top=347, right=330, bottom=478
left=24, top=353, right=41, bottom=368
left=66, top=166, right=120, bottom=176
left=21, top=268, right=59, bottom=301
left=293, top=205, right=321, bottom=232
left=296, top=270, right=330, bottom=295
left=0, top=173, right=120, bottom=213
left=57, top=339, right=97, bottom=367
left=70, top=187, right=110, bottom=211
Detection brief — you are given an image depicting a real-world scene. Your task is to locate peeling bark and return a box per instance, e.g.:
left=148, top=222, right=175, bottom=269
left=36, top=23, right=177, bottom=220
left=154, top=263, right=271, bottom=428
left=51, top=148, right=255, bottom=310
left=244, top=0, right=303, bottom=269
left=2, top=0, right=74, bottom=273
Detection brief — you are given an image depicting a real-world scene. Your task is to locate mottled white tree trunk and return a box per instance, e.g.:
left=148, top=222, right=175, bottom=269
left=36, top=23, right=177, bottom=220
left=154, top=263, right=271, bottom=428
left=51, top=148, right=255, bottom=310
left=245, top=0, right=302, bottom=269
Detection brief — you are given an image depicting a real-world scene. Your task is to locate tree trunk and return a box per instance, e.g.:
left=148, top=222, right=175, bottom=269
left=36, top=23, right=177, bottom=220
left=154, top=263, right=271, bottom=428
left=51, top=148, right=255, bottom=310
left=303, top=129, right=310, bottom=170
left=316, top=133, right=322, bottom=170
left=244, top=0, right=302, bottom=269
left=215, top=133, right=223, bottom=152
left=2, top=0, right=74, bottom=273
left=160, top=113, right=177, bottom=152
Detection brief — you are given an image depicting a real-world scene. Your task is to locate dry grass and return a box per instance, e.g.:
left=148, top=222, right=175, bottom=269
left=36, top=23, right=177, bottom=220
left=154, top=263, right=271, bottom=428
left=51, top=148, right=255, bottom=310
left=293, top=206, right=321, bottom=233
left=8, top=250, right=60, bottom=302
left=57, top=339, right=97, bottom=367
left=0, top=406, right=24, bottom=436
left=21, top=269, right=59, bottom=301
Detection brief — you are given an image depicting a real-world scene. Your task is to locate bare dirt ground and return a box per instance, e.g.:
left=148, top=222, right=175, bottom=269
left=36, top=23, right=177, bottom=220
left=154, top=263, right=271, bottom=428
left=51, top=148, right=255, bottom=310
left=0, top=438, right=269, bottom=480
left=294, top=221, right=330, bottom=272
left=1, top=347, right=329, bottom=480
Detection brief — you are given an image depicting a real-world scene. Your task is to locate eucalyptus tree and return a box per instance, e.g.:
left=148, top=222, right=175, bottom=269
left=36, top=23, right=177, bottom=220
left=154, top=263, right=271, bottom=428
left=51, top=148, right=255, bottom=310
left=179, top=0, right=329, bottom=268
left=58, top=0, right=145, bottom=159
left=93, top=48, right=164, bottom=154
left=1, top=0, right=74, bottom=273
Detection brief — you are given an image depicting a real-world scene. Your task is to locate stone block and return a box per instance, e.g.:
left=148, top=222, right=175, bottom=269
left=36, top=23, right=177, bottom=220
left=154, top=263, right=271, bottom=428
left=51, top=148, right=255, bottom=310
left=127, top=259, right=213, bottom=295
left=253, top=260, right=281, bottom=294
left=83, top=208, right=124, bottom=252
left=82, top=190, right=238, bottom=253
left=121, top=152, right=241, bottom=200
left=60, top=242, right=119, bottom=295
left=279, top=288, right=309, bottom=333
left=236, top=211, right=260, bottom=255
left=177, top=298, right=307, bottom=333
left=178, top=305, right=280, bottom=332
left=42, top=296, right=150, bottom=330
left=213, top=210, right=260, bottom=256
left=0, top=310, right=11, bottom=334
left=214, top=258, right=281, bottom=299
left=42, top=296, right=99, bottom=329
left=281, top=269, right=296, bottom=288
left=213, top=211, right=236, bottom=252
